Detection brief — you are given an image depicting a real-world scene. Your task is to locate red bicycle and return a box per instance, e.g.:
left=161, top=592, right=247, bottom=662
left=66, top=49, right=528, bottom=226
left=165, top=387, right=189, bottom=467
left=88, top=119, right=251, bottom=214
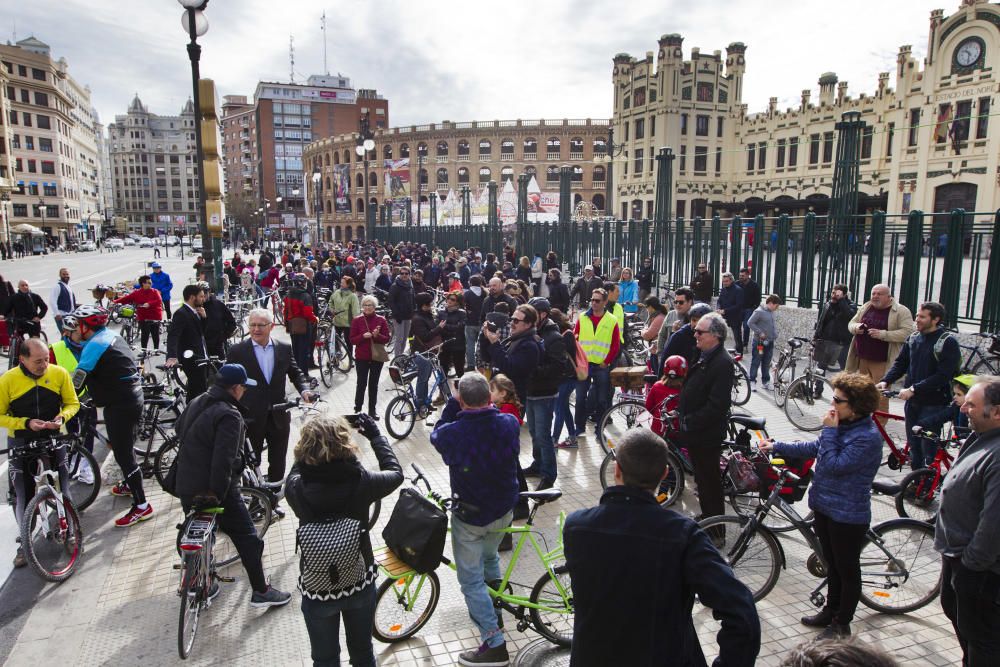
left=872, top=390, right=911, bottom=470
left=893, top=427, right=961, bottom=522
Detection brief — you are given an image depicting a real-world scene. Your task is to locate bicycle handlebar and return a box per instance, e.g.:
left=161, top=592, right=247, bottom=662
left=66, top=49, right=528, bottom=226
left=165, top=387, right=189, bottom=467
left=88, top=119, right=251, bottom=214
left=881, top=390, right=900, bottom=398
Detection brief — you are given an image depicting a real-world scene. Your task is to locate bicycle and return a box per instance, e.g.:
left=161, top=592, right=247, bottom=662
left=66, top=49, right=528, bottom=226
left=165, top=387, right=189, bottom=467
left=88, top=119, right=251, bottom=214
left=892, top=426, right=960, bottom=522
left=956, top=331, right=1000, bottom=374
left=371, top=464, right=573, bottom=647
left=729, top=348, right=752, bottom=407
left=873, top=390, right=912, bottom=470
left=314, top=311, right=352, bottom=387
left=2, top=436, right=85, bottom=581
left=769, top=336, right=810, bottom=408
left=383, top=343, right=452, bottom=440
left=781, top=340, right=834, bottom=431
left=6, top=318, right=48, bottom=369
left=699, top=457, right=942, bottom=612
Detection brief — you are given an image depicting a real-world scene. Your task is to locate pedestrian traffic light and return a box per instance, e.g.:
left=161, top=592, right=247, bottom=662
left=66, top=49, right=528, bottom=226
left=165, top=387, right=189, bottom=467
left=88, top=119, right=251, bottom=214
left=198, top=78, right=224, bottom=236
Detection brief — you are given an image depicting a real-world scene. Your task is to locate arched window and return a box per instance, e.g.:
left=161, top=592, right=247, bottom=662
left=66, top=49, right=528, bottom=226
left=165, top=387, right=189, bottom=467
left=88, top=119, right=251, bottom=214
left=419, top=168, right=428, bottom=185
left=400, top=143, right=410, bottom=158
left=436, top=140, right=449, bottom=156
left=593, top=137, right=607, bottom=155
left=458, top=167, right=470, bottom=183
left=345, top=226, right=353, bottom=241
left=356, top=225, right=365, bottom=240
left=417, top=142, right=428, bottom=157
left=324, top=153, right=331, bottom=166
left=334, top=226, right=342, bottom=241
left=356, top=198, right=364, bottom=213
left=592, top=193, right=606, bottom=212
left=500, top=166, right=514, bottom=183
left=458, top=140, right=470, bottom=156
left=436, top=168, right=449, bottom=185
left=368, top=171, right=377, bottom=188
left=501, top=139, right=515, bottom=156
left=333, top=152, right=340, bottom=165
left=326, top=176, right=332, bottom=190
left=524, top=165, right=537, bottom=178
left=355, top=173, right=364, bottom=188
left=523, top=137, right=537, bottom=155
left=546, top=166, right=559, bottom=182
left=570, top=137, right=584, bottom=154
left=479, top=167, right=491, bottom=183
left=574, top=193, right=583, bottom=205
left=479, top=139, right=491, bottom=157
left=572, top=166, right=583, bottom=181
left=546, top=137, right=561, bottom=158
left=343, top=150, right=351, bottom=164
left=383, top=145, right=393, bottom=160
left=593, top=166, right=606, bottom=182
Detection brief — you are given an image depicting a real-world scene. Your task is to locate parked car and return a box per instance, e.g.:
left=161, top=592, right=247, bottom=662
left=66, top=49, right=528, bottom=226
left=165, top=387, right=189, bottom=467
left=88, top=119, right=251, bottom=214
left=127, top=233, right=143, bottom=242
left=123, top=237, right=136, bottom=246
left=78, top=241, right=97, bottom=252
left=164, top=235, right=180, bottom=246
left=106, top=238, right=125, bottom=250
left=139, top=237, right=155, bottom=248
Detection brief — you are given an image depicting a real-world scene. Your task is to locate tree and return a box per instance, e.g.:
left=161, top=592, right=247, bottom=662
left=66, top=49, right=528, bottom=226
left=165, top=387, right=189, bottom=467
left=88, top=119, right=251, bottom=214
left=225, top=192, right=258, bottom=242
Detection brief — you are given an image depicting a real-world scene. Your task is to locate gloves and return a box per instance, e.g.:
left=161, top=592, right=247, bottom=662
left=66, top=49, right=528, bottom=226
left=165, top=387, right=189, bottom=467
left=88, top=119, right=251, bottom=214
left=353, top=413, right=382, bottom=440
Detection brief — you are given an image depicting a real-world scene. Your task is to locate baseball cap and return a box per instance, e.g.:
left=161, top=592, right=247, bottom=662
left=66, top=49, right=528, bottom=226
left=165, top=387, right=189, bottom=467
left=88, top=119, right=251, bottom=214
left=150, top=261, right=161, bottom=268
left=215, top=363, right=257, bottom=387
left=527, top=297, right=551, bottom=313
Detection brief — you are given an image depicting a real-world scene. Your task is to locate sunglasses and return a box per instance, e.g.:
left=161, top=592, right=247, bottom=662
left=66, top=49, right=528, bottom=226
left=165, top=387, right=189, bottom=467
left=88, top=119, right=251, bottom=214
left=674, top=299, right=687, bottom=305
left=590, top=298, right=603, bottom=303
left=831, top=395, right=849, bottom=404
left=511, top=317, right=526, bottom=323
left=693, top=329, right=711, bottom=335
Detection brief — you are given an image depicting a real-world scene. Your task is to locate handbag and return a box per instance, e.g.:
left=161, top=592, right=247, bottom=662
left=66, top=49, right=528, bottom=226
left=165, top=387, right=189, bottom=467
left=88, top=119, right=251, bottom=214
left=573, top=337, right=589, bottom=381
left=382, top=487, right=448, bottom=573
left=364, top=316, right=390, bottom=363
left=288, top=318, right=308, bottom=335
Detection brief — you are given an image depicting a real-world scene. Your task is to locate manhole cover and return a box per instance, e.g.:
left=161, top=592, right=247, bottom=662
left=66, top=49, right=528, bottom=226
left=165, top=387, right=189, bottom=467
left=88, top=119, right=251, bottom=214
left=512, top=638, right=571, bottom=666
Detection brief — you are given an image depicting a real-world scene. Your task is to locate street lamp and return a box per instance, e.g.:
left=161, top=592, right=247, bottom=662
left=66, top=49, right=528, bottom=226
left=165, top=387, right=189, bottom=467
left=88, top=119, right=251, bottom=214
left=178, top=0, right=215, bottom=289
left=355, top=112, right=375, bottom=233
left=291, top=188, right=300, bottom=240
left=312, top=168, right=322, bottom=246
left=594, top=126, right=625, bottom=219
left=0, top=193, right=10, bottom=247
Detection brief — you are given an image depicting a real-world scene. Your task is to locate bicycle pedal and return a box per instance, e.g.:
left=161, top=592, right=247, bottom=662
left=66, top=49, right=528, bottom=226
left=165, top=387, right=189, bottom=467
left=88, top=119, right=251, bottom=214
left=173, top=563, right=183, bottom=570
left=216, top=575, right=236, bottom=583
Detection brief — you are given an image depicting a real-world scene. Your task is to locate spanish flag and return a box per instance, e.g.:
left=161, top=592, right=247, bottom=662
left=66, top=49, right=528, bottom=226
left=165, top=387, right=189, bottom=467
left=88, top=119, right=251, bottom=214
left=934, top=104, right=952, bottom=143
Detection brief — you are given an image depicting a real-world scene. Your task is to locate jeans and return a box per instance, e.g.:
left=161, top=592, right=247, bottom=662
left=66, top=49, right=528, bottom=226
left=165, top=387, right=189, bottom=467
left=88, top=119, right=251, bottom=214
left=412, top=353, right=432, bottom=406
left=552, top=378, right=578, bottom=442
left=575, top=364, right=611, bottom=435
left=452, top=512, right=512, bottom=649
left=813, top=510, right=868, bottom=625
left=182, top=485, right=267, bottom=592
left=465, top=325, right=479, bottom=371
left=941, top=556, right=1000, bottom=666
left=301, top=584, right=377, bottom=667
left=749, top=339, right=774, bottom=383
left=526, top=397, right=557, bottom=482
left=354, top=360, right=383, bottom=415
left=904, top=401, right=944, bottom=470
left=741, top=309, right=753, bottom=351
left=392, top=319, right=411, bottom=357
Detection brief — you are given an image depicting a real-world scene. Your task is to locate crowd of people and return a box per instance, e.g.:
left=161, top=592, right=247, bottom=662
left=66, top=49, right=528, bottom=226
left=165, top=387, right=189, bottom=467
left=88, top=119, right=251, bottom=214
left=0, top=237, right=997, bottom=667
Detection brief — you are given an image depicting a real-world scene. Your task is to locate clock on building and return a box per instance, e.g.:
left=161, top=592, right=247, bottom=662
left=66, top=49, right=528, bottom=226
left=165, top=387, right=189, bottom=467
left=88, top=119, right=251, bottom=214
left=955, top=37, right=983, bottom=68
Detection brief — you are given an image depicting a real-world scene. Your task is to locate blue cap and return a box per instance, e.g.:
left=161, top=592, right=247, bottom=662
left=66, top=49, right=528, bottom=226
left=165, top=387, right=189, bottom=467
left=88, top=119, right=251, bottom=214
left=215, top=363, right=257, bottom=387
left=151, top=261, right=162, bottom=268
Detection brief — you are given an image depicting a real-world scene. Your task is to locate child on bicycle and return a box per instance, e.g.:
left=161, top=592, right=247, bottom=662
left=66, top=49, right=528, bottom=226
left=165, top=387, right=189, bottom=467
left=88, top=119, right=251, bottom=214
left=490, top=374, right=522, bottom=424
left=645, top=355, right=686, bottom=437
left=916, top=374, right=974, bottom=439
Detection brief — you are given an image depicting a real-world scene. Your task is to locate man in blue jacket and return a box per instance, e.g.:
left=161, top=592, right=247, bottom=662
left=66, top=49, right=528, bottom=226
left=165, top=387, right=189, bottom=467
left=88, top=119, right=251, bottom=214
left=716, top=271, right=744, bottom=354
left=877, top=301, right=961, bottom=469
left=149, top=262, right=174, bottom=318
left=564, top=428, right=760, bottom=667
left=431, top=372, right=521, bottom=666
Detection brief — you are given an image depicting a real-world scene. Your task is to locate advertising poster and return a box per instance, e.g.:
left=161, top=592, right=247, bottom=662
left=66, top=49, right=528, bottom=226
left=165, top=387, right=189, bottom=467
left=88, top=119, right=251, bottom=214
left=383, top=158, right=410, bottom=199
left=334, top=164, right=351, bottom=213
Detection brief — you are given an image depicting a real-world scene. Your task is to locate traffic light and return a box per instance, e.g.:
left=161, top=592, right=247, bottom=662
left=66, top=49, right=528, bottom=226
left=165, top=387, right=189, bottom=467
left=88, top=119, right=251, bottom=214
left=198, top=78, right=225, bottom=236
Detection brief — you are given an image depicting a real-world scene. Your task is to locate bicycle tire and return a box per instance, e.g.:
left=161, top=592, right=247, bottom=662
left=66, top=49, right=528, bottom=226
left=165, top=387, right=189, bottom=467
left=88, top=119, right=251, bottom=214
left=731, top=364, right=751, bottom=406
left=177, top=554, right=203, bottom=659
left=784, top=375, right=834, bottom=431
left=21, top=487, right=83, bottom=582
left=596, top=399, right=653, bottom=454
left=858, top=518, right=940, bottom=614
left=317, top=344, right=334, bottom=388
left=972, top=356, right=1000, bottom=376
left=894, top=468, right=940, bottom=522
left=334, top=336, right=353, bottom=374
left=154, top=436, right=180, bottom=492
left=697, top=515, right=782, bottom=601
left=372, top=570, right=441, bottom=643
left=528, top=565, right=574, bottom=647
left=205, top=487, right=273, bottom=569
left=66, top=442, right=101, bottom=512
left=385, top=395, right=416, bottom=440
left=600, top=449, right=685, bottom=507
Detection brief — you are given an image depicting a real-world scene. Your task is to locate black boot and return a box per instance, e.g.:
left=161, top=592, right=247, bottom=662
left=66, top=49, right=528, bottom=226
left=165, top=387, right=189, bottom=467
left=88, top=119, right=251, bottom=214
left=816, top=622, right=851, bottom=641
left=801, top=608, right=835, bottom=628
left=498, top=533, right=513, bottom=552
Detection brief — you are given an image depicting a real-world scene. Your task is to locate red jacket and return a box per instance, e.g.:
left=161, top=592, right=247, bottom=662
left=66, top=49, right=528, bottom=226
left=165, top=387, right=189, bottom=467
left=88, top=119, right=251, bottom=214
left=349, top=313, right=391, bottom=361
left=114, top=288, right=164, bottom=322
left=497, top=401, right=522, bottom=424
left=645, top=383, right=680, bottom=436
left=283, top=290, right=318, bottom=327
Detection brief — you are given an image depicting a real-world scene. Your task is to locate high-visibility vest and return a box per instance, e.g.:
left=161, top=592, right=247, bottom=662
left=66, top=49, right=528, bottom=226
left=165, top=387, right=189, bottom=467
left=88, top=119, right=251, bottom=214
left=577, top=311, right=617, bottom=365
left=51, top=339, right=79, bottom=374
left=609, top=301, right=625, bottom=342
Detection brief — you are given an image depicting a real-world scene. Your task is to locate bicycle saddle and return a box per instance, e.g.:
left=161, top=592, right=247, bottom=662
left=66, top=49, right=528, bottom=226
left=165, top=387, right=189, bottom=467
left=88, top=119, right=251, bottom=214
left=730, top=414, right=766, bottom=430
left=519, top=488, right=562, bottom=504
left=788, top=339, right=804, bottom=349
left=871, top=479, right=903, bottom=496
left=144, top=396, right=176, bottom=408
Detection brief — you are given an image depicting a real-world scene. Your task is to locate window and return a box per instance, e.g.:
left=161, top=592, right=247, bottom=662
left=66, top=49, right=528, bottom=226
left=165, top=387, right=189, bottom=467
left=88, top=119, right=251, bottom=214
left=977, top=97, right=990, bottom=139
left=546, top=166, right=559, bottom=182
left=417, top=142, right=428, bottom=157
left=777, top=139, right=786, bottom=167
left=634, top=118, right=644, bottom=140
left=714, top=149, right=721, bottom=173
left=634, top=148, right=643, bottom=174
left=694, top=146, right=708, bottom=173
left=10, top=134, right=18, bottom=149
left=696, top=115, right=709, bottom=136
left=546, top=137, right=560, bottom=158
left=650, top=116, right=656, bottom=137
left=457, top=140, right=469, bottom=156
left=400, top=143, right=410, bottom=157
left=501, top=166, right=514, bottom=182
left=436, top=167, right=449, bottom=185
left=12, top=204, right=27, bottom=217
left=822, top=132, right=834, bottom=162
left=20, top=89, right=28, bottom=103
left=32, top=67, right=46, bottom=81
left=523, top=137, right=537, bottom=155
left=17, top=65, right=26, bottom=77
left=633, top=87, right=646, bottom=107
left=681, top=114, right=688, bottom=135
left=33, top=92, right=48, bottom=107
left=808, top=133, right=820, bottom=164
left=757, top=142, right=766, bottom=170
left=886, top=122, right=895, bottom=156
left=478, top=139, right=491, bottom=156
left=27, top=159, right=36, bottom=173
left=477, top=166, right=490, bottom=183
left=43, top=184, right=56, bottom=197
left=572, top=166, right=583, bottom=182
left=24, top=135, right=33, bottom=150
left=696, top=82, right=713, bottom=102
left=679, top=145, right=687, bottom=172
left=458, top=167, right=469, bottom=183
left=593, top=166, right=606, bottom=182
left=23, top=112, right=31, bottom=127
left=500, top=139, right=514, bottom=155
left=717, top=116, right=724, bottom=138
left=789, top=137, right=798, bottom=166
left=955, top=99, right=972, bottom=142
left=860, top=126, right=873, bottom=159
left=908, top=108, right=920, bottom=146
left=746, top=144, right=755, bottom=172
left=37, top=114, right=51, bottom=130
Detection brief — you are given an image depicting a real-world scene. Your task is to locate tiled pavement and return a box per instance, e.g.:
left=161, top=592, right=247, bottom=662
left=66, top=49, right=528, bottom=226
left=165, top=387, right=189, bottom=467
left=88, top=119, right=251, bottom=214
left=1, top=347, right=961, bottom=666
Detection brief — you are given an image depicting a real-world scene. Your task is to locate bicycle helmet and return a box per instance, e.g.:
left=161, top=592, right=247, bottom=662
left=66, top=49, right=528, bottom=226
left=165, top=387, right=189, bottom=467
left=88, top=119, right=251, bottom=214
left=72, top=304, right=110, bottom=328
left=953, top=374, right=977, bottom=390
left=60, top=315, right=79, bottom=332
left=662, top=355, right=689, bottom=379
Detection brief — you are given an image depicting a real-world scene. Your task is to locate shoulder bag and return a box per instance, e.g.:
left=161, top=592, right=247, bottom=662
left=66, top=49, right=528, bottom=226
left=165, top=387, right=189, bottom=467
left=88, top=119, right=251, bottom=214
left=364, top=316, right=390, bottom=363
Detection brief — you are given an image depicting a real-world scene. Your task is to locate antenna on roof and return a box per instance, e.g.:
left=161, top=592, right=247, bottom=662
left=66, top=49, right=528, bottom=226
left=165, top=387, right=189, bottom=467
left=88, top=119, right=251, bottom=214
left=321, top=11, right=329, bottom=75
left=289, top=35, right=295, bottom=83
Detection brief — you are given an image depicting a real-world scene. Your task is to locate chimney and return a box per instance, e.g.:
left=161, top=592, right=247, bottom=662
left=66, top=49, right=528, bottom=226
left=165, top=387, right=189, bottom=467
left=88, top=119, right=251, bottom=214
left=768, top=97, right=778, bottom=115
left=818, top=72, right=838, bottom=106
left=801, top=89, right=811, bottom=111
left=837, top=81, right=848, bottom=104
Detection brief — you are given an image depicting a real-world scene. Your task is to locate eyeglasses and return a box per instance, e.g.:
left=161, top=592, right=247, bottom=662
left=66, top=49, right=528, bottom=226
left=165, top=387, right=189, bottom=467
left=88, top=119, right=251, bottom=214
left=693, top=329, right=711, bottom=336
left=248, top=322, right=271, bottom=328
left=511, top=316, right=526, bottom=323
left=590, top=298, right=603, bottom=303
left=831, top=395, right=849, bottom=404
left=674, top=299, right=687, bottom=305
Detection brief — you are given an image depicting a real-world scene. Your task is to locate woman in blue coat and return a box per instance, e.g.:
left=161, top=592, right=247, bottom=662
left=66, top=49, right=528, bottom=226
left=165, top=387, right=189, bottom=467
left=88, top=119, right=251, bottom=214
left=617, top=268, right=639, bottom=315
left=760, top=372, right=882, bottom=642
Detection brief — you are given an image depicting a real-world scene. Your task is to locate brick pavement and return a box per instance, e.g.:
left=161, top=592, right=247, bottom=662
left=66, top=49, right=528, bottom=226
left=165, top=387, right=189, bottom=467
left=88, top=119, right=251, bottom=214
left=1, top=346, right=961, bottom=666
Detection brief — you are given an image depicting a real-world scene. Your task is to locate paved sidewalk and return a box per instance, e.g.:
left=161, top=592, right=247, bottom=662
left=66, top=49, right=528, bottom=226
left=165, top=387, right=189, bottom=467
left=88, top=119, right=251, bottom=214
left=0, top=357, right=961, bottom=666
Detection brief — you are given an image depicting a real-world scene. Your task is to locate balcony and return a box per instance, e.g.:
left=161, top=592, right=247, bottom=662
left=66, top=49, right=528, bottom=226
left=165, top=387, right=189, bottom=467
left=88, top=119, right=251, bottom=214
left=523, top=152, right=536, bottom=161
left=500, top=153, right=514, bottom=162
left=546, top=153, right=561, bottom=161
left=436, top=156, right=448, bottom=163
left=570, top=152, right=583, bottom=160
left=479, top=154, right=491, bottom=162
left=456, top=154, right=470, bottom=162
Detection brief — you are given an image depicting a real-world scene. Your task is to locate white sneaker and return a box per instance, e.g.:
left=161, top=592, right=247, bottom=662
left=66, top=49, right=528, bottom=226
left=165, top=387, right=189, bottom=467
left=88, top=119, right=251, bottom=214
left=750, top=381, right=757, bottom=392
left=75, top=460, right=95, bottom=485
left=762, top=382, right=773, bottom=391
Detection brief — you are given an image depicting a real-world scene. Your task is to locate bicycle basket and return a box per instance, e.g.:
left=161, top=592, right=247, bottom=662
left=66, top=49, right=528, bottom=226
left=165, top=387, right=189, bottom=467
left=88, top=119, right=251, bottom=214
left=387, top=362, right=418, bottom=386
left=756, top=457, right=814, bottom=502
left=725, top=452, right=760, bottom=493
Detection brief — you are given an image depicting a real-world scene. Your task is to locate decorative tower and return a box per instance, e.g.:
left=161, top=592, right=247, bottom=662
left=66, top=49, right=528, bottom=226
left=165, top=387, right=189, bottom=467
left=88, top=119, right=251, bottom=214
left=725, top=42, right=747, bottom=104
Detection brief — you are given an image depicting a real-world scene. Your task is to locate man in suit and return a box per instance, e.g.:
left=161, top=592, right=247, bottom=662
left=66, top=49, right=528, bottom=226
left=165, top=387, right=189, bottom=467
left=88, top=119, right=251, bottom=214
left=227, top=308, right=317, bottom=489
left=166, top=284, right=209, bottom=398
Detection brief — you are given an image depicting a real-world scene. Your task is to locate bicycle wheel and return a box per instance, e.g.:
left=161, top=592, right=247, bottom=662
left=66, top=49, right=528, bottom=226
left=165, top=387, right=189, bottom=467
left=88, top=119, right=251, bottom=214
left=859, top=519, right=941, bottom=613
left=894, top=468, right=940, bottom=522
left=21, top=487, right=83, bottom=582
left=317, top=344, right=334, bottom=388
left=771, top=360, right=794, bottom=408
left=697, top=515, right=782, bottom=601
left=784, top=375, right=833, bottom=431
left=529, top=565, right=574, bottom=647
left=177, top=554, right=203, bottom=659
left=66, top=442, right=101, bottom=512
left=334, top=336, right=353, bottom=374
left=601, top=449, right=685, bottom=507
left=972, top=356, right=1000, bottom=375
left=597, top=400, right=653, bottom=454
left=133, top=424, right=172, bottom=462
left=373, top=570, right=441, bottom=643
left=207, top=487, right=273, bottom=568
left=154, top=436, right=180, bottom=492
left=385, top=395, right=417, bottom=440
left=731, top=364, right=751, bottom=406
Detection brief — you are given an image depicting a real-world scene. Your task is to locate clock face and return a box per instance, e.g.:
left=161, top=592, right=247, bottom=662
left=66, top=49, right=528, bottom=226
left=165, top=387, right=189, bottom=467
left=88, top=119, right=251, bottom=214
left=955, top=39, right=982, bottom=67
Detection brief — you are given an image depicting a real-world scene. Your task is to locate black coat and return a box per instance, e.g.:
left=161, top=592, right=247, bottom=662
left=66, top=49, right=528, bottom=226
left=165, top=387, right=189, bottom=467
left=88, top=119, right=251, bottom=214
left=437, top=307, right=467, bottom=352
left=166, top=303, right=206, bottom=361
left=387, top=277, right=415, bottom=322
left=285, top=434, right=403, bottom=569
left=546, top=279, right=571, bottom=314
left=570, top=275, right=603, bottom=308
left=480, top=293, right=518, bottom=322
left=677, top=344, right=734, bottom=441
left=815, top=298, right=855, bottom=344
left=564, top=486, right=760, bottom=667
left=174, top=385, right=247, bottom=500
left=740, top=279, right=761, bottom=310
left=203, top=295, right=236, bottom=357
left=691, top=271, right=713, bottom=303
left=463, top=288, right=485, bottom=326
left=483, top=328, right=542, bottom=404
left=3, top=290, right=47, bottom=322
left=661, top=323, right=699, bottom=368
left=226, top=338, right=311, bottom=436
left=528, top=318, right=573, bottom=397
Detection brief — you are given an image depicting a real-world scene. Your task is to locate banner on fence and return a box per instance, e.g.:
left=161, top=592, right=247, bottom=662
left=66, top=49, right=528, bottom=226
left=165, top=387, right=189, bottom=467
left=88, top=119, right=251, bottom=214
left=334, top=164, right=351, bottom=213
left=384, top=158, right=410, bottom=199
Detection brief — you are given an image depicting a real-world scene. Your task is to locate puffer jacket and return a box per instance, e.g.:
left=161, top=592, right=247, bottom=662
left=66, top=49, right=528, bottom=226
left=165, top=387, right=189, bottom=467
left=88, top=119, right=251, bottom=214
left=173, top=385, right=247, bottom=500
left=437, top=307, right=467, bottom=352
left=329, top=288, right=360, bottom=328
left=773, top=416, right=882, bottom=525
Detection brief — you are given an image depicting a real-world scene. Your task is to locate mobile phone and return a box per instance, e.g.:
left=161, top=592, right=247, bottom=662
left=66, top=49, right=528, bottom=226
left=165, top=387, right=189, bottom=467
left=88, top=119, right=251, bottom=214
left=345, top=414, right=362, bottom=425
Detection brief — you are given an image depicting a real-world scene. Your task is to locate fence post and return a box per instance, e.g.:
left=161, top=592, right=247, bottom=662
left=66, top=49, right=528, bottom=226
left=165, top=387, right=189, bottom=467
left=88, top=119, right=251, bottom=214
left=898, top=210, right=924, bottom=314
left=981, top=209, right=1000, bottom=332
left=798, top=212, right=817, bottom=307
left=938, top=209, right=965, bottom=329
left=773, top=214, right=790, bottom=301
left=752, top=214, right=765, bottom=277
left=709, top=215, right=722, bottom=287
left=673, top=215, right=685, bottom=287
left=729, top=215, right=742, bottom=277
left=863, top=210, right=886, bottom=300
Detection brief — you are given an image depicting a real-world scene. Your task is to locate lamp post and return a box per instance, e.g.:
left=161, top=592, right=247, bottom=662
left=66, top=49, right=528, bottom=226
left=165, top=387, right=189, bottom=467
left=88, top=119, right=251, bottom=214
left=355, top=112, right=375, bottom=235
left=291, top=188, right=300, bottom=241
left=312, top=168, right=321, bottom=247
left=0, top=193, right=9, bottom=248
left=88, top=211, right=101, bottom=251
left=594, top=126, right=625, bottom=219
left=36, top=199, right=46, bottom=242
left=178, top=0, right=215, bottom=289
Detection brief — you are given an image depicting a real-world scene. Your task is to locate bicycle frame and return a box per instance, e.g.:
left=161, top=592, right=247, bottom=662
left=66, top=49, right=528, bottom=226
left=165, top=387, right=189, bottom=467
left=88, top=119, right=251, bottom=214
left=871, top=410, right=909, bottom=469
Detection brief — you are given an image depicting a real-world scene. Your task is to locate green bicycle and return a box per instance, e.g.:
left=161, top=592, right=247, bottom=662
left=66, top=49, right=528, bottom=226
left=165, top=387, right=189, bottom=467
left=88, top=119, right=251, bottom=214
left=371, top=464, right=574, bottom=647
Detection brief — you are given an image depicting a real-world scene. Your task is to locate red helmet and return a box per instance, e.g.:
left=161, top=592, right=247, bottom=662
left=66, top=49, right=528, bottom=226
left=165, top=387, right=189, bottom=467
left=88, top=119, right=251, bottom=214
left=663, top=355, right=688, bottom=379
left=71, top=304, right=109, bottom=328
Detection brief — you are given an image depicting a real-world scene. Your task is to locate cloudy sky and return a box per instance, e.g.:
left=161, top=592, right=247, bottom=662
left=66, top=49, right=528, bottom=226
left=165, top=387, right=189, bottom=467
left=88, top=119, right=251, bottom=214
left=10, top=0, right=945, bottom=128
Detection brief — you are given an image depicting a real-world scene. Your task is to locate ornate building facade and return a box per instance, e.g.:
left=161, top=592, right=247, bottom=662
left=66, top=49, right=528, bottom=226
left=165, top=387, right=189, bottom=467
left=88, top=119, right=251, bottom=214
left=613, top=0, right=1000, bottom=221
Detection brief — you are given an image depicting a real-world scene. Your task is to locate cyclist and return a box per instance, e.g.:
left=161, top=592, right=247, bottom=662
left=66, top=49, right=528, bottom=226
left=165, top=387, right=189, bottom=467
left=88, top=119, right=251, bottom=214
left=70, top=304, right=153, bottom=527
left=112, top=275, right=164, bottom=350
left=48, top=315, right=96, bottom=485
left=0, top=337, right=80, bottom=567
left=2, top=280, right=47, bottom=342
